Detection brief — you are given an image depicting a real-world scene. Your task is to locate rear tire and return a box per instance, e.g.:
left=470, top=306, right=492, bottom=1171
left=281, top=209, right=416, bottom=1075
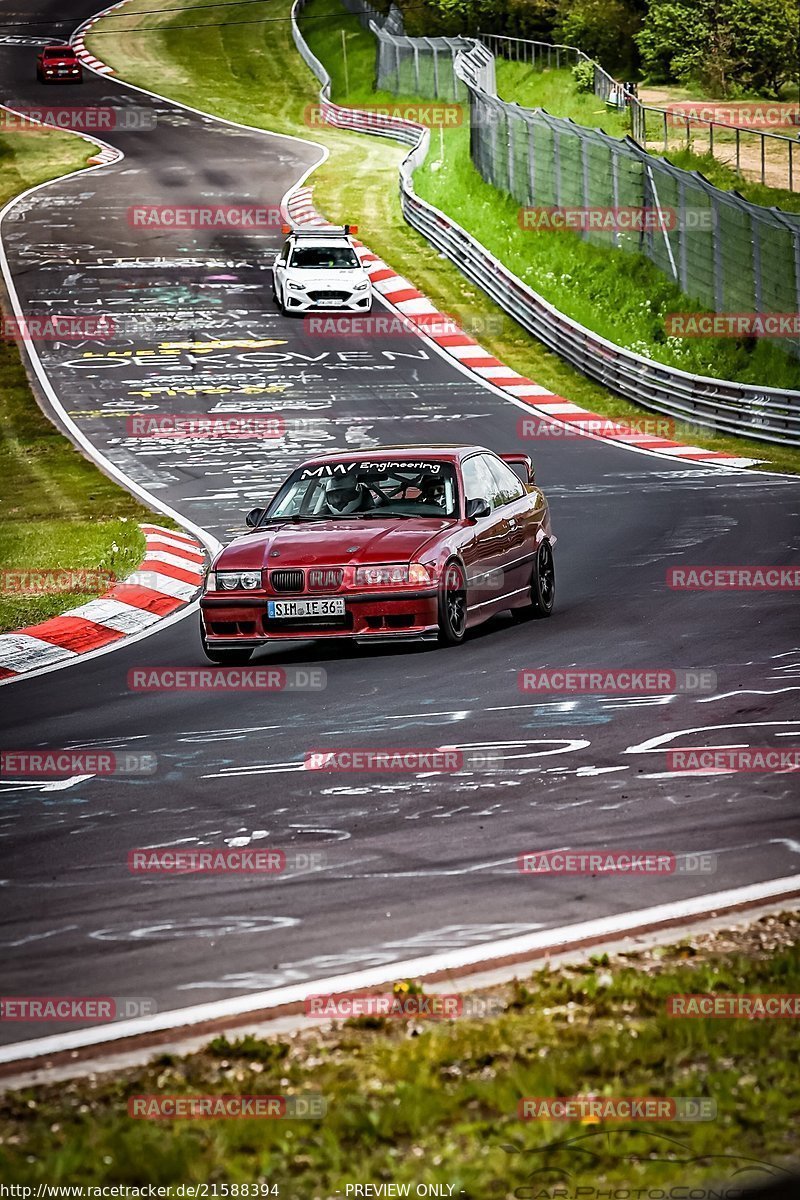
left=512, top=540, right=555, bottom=621
left=437, top=558, right=467, bottom=646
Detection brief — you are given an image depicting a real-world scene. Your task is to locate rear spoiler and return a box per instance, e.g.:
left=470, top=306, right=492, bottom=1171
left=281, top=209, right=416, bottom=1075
left=500, top=452, right=535, bottom=485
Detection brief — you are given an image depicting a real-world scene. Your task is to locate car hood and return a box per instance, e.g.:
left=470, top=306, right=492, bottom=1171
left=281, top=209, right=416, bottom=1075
left=285, top=269, right=368, bottom=288
left=216, top=519, right=451, bottom=570
left=43, top=56, right=78, bottom=65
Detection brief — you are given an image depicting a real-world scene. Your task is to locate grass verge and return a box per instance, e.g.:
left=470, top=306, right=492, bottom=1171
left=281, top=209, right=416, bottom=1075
left=0, top=130, right=152, bottom=632
left=85, top=0, right=800, bottom=474
left=1, top=913, right=798, bottom=1191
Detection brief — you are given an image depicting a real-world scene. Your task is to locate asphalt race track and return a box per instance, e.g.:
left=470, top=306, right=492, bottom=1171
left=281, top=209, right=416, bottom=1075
left=0, top=0, right=799, bottom=1050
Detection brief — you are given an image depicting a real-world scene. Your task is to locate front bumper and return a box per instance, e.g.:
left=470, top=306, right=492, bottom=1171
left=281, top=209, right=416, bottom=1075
left=282, top=289, right=372, bottom=313
left=200, top=588, right=439, bottom=643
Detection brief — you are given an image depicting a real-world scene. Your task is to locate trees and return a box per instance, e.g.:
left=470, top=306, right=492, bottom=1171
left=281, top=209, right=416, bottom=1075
left=635, top=0, right=799, bottom=97
left=396, top=0, right=799, bottom=97
left=554, top=0, right=644, bottom=78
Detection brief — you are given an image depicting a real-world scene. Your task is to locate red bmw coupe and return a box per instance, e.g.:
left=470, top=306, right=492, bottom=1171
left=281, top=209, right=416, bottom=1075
left=200, top=445, right=555, bottom=661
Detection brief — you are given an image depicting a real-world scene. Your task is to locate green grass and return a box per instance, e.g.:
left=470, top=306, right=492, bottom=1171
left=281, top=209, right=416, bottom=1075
left=496, top=63, right=800, bottom=214
left=85, top=0, right=800, bottom=476
left=497, top=61, right=632, bottom=138
left=0, top=132, right=155, bottom=632
left=1, top=914, right=799, bottom=1190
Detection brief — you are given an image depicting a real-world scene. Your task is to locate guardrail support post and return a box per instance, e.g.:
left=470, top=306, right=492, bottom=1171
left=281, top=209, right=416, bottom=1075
left=677, top=177, right=688, bottom=292
left=528, top=116, right=536, bottom=205
left=712, top=195, right=724, bottom=311
left=581, top=137, right=590, bottom=242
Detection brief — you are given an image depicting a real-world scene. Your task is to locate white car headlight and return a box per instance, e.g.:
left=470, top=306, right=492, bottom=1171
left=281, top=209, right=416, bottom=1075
left=287, top=281, right=306, bottom=292
left=353, top=281, right=370, bottom=292
left=213, top=570, right=262, bottom=591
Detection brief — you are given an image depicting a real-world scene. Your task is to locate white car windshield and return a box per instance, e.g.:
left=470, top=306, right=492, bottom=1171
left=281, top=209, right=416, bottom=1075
left=289, top=245, right=360, bottom=269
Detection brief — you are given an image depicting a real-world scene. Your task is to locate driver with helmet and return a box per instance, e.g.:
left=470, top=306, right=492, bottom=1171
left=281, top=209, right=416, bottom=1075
left=324, top=476, right=375, bottom=515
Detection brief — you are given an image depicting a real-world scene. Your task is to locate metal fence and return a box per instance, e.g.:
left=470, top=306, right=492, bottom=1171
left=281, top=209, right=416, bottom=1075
left=454, top=41, right=800, bottom=359
left=291, top=0, right=800, bottom=444
left=372, top=26, right=472, bottom=102
left=481, top=33, right=800, bottom=193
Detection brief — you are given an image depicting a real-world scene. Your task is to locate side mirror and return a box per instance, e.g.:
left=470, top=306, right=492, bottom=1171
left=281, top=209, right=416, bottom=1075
left=245, top=507, right=266, bottom=528
left=465, top=497, right=491, bottom=521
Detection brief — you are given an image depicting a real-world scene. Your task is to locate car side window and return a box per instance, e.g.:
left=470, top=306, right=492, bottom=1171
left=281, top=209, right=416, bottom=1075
left=279, top=240, right=291, bottom=265
left=462, top=456, right=498, bottom=512
left=484, top=455, right=526, bottom=506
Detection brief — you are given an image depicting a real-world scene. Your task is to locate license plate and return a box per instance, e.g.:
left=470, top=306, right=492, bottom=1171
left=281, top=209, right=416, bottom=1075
left=316, top=298, right=342, bottom=307
left=268, top=598, right=345, bottom=618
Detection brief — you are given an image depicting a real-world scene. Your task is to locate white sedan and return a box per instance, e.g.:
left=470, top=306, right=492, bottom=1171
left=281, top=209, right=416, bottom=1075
left=272, top=227, right=372, bottom=315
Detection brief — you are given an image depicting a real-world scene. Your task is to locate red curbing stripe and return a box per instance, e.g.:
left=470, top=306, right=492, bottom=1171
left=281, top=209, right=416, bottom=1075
left=0, top=667, right=18, bottom=681
left=21, top=616, right=125, bottom=653
left=143, top=539, right=205, bottom=564
left=382, top=287, right=423, bottom=304
left=459, top=355, right=505, bottom=369
left=368, top=268, right=400, bottom=284
left=484, top=375, right=524, bottom=388
left=139, top=558, right=203, bottom=586
left=433, top=333, right=481, bottom=348
left=519, top=395, right=570, bottom=407
left=108, top=585, right=185, bottom=616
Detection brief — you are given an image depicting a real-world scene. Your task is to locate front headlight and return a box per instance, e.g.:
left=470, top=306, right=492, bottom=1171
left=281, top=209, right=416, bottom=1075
left=355, top=562, right=431, bottom=587
left=212, top=570, right=262, bottom=591
left=353, top=281, right=370, bottom=292
left=287, top=281, right=306, bottom=292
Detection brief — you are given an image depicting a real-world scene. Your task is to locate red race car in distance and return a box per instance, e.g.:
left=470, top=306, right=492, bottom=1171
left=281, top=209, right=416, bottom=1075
left=200, top=445, right=555, bottom=661
left=36, top=44, right=83, bottom=83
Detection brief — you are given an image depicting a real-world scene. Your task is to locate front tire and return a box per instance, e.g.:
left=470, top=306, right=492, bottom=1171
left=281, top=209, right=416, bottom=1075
left=437, top=558, right=467, bottom=645
left=513, top=540, right=555, bottom=621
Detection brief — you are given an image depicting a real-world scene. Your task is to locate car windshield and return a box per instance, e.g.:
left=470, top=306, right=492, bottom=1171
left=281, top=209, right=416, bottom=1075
left=289, top=245, right=359, bottom=269
left=266, top=461, right=459, bottom=520
left=45, top=47, right=75, bottom=57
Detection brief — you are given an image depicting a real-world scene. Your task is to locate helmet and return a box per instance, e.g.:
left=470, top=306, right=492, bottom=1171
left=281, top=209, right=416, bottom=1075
left=326, top=477, right=364, bottom=515
left=419, top=476, right=445, bottom=507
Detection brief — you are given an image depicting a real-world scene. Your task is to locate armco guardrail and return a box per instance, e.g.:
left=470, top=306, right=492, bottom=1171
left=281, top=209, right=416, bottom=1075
left=291, top=0, right=800, bottom=446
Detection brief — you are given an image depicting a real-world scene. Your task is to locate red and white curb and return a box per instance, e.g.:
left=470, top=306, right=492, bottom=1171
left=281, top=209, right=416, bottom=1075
left=0, top=525, right=205, bottom=684
left=285, top=187, right=758, bottom=469
left=71, top=0, right=127, bottom=76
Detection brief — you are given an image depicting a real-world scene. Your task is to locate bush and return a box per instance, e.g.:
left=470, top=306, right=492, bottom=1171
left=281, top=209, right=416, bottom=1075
left=572, top=60, right=595, bottom=92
